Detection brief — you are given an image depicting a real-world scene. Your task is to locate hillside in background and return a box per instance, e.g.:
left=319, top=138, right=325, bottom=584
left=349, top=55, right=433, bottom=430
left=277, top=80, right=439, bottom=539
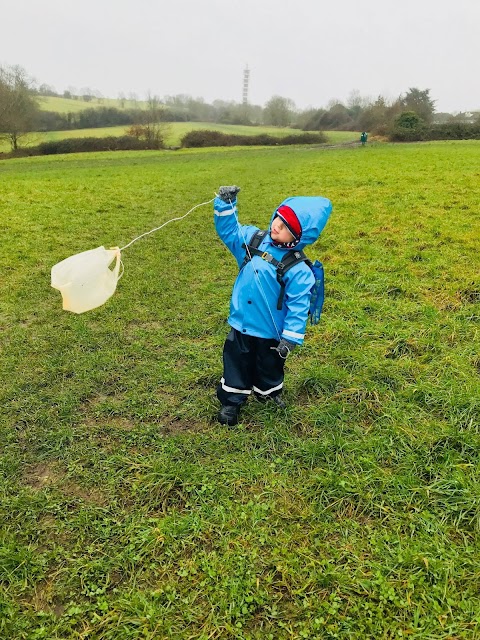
left=38, top=95, right=147, bottom=113
left=0, top=123, right=358, bottom=153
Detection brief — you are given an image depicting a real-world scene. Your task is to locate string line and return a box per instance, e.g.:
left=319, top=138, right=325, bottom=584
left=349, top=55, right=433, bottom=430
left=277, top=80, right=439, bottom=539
left=119, top=198, right=215, bottom=252
left=117, top=194, right=280, bottom=340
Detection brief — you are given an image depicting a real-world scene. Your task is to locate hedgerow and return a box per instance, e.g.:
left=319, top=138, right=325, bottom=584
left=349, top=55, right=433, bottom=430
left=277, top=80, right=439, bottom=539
left=390, top=121, right=480, bottom=142
left=0, top=136, right=163, bottom=159
left=180, top=129, right=328, bottom=148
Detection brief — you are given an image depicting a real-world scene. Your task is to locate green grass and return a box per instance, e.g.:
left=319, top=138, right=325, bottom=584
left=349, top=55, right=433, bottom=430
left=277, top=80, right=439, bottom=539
left=1, top=141, right=479, bottom=639
left=0, top=123, right=358, bottom=152
left=38, top=95, right=146, bottom=113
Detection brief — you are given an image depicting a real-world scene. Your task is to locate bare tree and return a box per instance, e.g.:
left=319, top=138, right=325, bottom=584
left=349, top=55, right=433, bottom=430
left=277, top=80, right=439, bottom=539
left=0, top=65, right=39, bottom=150
left=347, top=89, right=371, bottom=118
left=126, top=93, right=170, bottom=148
left=142, top=93, right=170, bottom=146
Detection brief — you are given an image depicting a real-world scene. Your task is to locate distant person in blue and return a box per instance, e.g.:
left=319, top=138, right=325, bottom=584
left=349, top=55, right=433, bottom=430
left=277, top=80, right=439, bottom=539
left=213, top=186, right=332, bottom=426
left=361, top=131, right=368, bottom=146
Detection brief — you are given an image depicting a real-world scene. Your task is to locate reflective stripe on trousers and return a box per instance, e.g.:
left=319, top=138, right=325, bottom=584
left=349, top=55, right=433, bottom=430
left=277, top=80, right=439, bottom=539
left=217, top=328, right=285, bottom=407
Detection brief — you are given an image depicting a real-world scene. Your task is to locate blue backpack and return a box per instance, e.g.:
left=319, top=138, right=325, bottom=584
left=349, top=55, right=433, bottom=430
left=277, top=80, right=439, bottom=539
left=242, top=230, right=325, bottom=325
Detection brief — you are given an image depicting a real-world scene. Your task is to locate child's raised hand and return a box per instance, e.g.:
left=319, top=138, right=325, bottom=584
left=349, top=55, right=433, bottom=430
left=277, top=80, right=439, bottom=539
left=218, top=186, right=241, bottom=202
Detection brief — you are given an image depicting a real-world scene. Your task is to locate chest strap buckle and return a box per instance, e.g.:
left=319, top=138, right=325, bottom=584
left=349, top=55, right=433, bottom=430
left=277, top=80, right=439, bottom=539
left=261, top=251, right=274, bottom=263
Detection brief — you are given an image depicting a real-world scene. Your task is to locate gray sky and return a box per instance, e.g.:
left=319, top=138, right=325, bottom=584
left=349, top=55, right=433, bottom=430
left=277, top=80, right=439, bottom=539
left=2, top=0, right=479, bottom=112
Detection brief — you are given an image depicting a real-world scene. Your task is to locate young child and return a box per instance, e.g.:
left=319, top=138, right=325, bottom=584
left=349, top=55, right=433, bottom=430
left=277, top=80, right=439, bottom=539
left=214, top=186, right=332, bottom=426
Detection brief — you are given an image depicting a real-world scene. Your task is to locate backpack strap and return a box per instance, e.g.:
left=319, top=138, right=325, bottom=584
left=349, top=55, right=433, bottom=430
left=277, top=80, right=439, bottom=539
left=241, top=231, right=311, bottom=310
left=275, top=250, right=310, bottom=310
left=241, top=230, right=269, bottom=269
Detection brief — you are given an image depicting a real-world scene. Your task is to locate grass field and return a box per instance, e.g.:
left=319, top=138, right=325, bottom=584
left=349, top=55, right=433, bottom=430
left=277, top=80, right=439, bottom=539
left=0, top=124, right=358, bottom=152
left=1, top=141, right=479, bottom=639
left=38, top=96, right=144, bottom=113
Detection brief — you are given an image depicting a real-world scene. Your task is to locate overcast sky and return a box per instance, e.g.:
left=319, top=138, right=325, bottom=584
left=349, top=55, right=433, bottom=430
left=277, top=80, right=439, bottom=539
left=2, top=0, right=479, bottom=113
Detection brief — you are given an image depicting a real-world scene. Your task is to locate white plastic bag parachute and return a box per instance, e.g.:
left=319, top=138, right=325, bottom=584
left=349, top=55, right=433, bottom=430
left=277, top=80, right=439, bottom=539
left=50, top=197, right=215, bottom=314
left=51, top=246, right=122, bottom=314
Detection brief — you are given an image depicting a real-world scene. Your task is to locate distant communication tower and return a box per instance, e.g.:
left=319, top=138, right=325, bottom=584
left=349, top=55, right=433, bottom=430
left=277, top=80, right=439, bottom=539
left=242, top=65, right=250, bottom=105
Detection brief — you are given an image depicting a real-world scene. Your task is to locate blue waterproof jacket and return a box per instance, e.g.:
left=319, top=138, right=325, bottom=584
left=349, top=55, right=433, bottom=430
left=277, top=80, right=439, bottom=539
left=214, top=195, right=332, bottom=344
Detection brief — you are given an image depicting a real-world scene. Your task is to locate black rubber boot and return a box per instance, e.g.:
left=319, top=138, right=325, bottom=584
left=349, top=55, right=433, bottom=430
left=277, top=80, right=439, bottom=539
left=254, top=393, right=286, bottom=409
left=218, top=405, right=240, bottom=427
left=271, top=395, right=286, bottom=409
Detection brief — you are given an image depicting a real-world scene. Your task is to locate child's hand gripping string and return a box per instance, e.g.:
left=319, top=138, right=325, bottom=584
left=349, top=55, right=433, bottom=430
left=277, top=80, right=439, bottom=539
left=218, top=186, right=241, bottom=202
left=271, top=338, right=297, bottom=359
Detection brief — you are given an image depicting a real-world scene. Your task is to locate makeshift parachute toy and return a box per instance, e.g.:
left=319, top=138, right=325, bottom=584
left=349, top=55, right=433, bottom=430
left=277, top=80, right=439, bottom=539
left=51, top=198, right=214, bottom=314
left=51, top=246, right=122, bottom=314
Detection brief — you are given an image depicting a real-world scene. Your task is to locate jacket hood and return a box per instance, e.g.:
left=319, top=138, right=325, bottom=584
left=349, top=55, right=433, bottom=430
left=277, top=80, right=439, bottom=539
left=269, top=196, right=332, bottom=250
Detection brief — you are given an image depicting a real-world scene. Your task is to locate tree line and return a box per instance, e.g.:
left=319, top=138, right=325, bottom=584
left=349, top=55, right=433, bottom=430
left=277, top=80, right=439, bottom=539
left=1, top=64, right=479, bottom=152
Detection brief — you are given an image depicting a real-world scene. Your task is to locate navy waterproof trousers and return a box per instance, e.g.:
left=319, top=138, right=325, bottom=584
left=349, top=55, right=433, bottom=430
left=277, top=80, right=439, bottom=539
left=217, top=328, right=285, bottom=407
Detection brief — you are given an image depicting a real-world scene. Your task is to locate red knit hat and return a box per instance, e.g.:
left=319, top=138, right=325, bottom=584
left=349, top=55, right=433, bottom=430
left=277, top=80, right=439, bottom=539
left=276, top=205, right=302, bottom=240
